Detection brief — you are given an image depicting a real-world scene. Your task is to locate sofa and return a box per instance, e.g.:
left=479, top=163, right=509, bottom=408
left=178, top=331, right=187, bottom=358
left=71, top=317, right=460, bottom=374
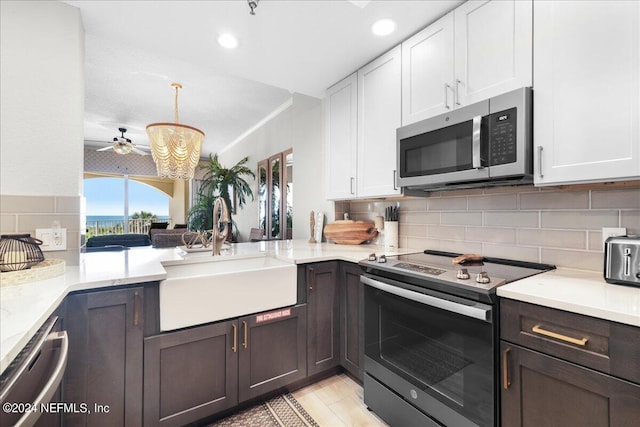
left=150, top=228, right=189, bottom=248
left=85, top=233, right=151, bottom=252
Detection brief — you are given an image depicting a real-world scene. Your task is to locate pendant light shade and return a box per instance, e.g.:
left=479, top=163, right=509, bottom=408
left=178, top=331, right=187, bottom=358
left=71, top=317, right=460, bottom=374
left=146, top=83, right=205, bottom=180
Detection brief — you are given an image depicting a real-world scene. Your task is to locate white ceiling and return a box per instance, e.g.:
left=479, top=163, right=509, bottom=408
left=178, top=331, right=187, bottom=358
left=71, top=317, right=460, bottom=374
left=67, top=0, right=462, bottom=156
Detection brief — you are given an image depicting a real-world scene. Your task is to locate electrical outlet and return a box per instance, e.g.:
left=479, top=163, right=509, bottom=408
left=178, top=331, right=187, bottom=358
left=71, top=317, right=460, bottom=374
left=36, top=228, right=67, bottom=251
left=602, top=227, right=626, bottom=248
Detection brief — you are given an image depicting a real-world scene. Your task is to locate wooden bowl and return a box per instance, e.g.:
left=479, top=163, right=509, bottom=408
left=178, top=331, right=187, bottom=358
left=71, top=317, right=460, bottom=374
left=323, top=220, right=378, bottom=245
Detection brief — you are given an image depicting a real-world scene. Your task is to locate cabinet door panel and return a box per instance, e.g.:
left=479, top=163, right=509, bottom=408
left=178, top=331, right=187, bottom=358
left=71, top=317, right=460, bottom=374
left=534, top=1, right=640, bottom=185
left=307, top=262, right=340, bottom=375
left=454, top=0, right=532, bottom=106
left=402, top=13, right=454, bottom=125
left=143, top=321, right=238, bottom=427
left=340, top=262, right=364, bottom=381
left=64, top=287, right=143, bottom=427
left=85, top=299, right=128, bottom=423
left=357, top=46, right=402, bottom=198
left=238, top=305, right=307, bottom=402
left=326, top=73, right=358, bottom=200
left=501, top=343, right=640, bottom=427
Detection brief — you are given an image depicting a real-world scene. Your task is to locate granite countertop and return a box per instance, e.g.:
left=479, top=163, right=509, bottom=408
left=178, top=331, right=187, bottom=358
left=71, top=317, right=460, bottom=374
left=0, top=240, right=414, bottom=374
left=497, top=268, right=640, bottom=327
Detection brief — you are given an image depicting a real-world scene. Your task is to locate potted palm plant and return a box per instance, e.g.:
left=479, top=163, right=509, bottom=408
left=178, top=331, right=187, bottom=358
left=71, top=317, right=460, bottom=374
left=188, top=154, right=255, bottom=241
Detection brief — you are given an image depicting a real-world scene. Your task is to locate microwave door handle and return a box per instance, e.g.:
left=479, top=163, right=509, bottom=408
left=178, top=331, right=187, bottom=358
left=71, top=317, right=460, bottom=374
left=472, top=115, right=482, bottom=169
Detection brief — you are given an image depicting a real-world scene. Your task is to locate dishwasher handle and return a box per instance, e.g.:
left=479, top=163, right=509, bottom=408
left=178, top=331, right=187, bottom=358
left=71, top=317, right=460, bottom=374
left=1, top=330, right=69, bottom=427
left=20, top=331, right=68, bottom=427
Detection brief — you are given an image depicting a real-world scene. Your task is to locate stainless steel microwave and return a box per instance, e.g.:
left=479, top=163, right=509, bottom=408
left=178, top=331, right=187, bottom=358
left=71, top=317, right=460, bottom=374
left=397, top=87, right=532, bottom=194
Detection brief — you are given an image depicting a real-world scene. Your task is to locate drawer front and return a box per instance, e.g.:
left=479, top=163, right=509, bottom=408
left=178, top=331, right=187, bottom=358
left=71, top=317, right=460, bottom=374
left=500, top=342, right=640, bottom=427
left=500, top=299, right=640, bottom=384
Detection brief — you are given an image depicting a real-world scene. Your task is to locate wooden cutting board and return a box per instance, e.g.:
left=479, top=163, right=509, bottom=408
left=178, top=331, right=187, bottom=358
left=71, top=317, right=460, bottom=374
left=324, top=220, right=378, bottom=244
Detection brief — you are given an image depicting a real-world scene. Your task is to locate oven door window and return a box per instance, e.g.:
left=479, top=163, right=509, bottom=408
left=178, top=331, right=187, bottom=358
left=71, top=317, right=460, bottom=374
left=365, top=285, right=494, bottom=426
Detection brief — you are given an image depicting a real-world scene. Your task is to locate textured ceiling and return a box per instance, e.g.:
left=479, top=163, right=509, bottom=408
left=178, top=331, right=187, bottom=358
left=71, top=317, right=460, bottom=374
left=66, top=0, right=462, bottom=156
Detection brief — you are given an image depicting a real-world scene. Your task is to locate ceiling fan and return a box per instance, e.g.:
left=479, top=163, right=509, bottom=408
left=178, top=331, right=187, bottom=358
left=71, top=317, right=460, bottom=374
left=96, top=127, right=149, bottom=156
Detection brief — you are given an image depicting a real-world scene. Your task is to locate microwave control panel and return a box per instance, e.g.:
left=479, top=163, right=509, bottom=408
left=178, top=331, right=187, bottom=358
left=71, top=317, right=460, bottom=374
left=489, top=107, right=517, bottom=166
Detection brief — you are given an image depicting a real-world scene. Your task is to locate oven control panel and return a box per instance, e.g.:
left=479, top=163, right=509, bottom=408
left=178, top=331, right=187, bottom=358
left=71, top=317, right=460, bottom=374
left=395, top=262, right=446, bottom=276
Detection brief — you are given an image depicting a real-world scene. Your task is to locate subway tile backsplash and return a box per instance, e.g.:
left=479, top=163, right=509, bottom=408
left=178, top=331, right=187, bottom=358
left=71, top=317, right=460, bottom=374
left=0, top=194, right=81, bottom=265
left=341, top=184, right=640, bottom=272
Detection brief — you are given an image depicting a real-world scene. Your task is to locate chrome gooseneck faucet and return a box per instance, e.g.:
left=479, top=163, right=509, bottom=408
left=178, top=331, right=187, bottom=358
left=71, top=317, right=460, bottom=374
left=212, top=198, right=230, bottom=256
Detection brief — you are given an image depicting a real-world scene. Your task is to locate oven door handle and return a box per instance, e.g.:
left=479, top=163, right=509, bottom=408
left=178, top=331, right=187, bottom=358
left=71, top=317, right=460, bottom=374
left=361, top=276, right=492, bottom=322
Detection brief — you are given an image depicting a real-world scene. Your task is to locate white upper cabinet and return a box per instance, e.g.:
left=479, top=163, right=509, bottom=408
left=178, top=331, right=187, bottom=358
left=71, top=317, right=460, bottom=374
left=325, top=73, right=358, bottom=200
left=401, top=0, right=532, bottom=126
left=534, top=0, right=640, bottom=185
left=401, top=13, right=455, bottom=125
left=454, top=0, right=532, bottom=106
left=357, top=46, right=402, bottom=198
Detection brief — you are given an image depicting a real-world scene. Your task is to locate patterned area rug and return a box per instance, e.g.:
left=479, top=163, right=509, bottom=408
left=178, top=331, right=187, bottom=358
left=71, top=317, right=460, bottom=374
left=209, top=393, right=320, bottom=427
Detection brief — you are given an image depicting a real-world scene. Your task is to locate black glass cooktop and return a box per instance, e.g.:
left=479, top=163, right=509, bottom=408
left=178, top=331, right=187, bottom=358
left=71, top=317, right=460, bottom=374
left=396, top=250, right=555, bottom=284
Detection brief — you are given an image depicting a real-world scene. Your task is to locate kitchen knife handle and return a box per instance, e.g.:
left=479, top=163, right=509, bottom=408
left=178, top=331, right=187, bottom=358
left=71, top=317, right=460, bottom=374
left=231, top=323, right=237, bottom=353
left=502, top=347, right=511, bottom=389
left=532, top=324, right=588, bottom=346
left=242, top=321, right=248, bottom=349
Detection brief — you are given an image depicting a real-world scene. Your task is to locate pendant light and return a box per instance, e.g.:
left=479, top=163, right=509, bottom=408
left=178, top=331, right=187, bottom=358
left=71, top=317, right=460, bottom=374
left=146, top=83, right=205, bottom=180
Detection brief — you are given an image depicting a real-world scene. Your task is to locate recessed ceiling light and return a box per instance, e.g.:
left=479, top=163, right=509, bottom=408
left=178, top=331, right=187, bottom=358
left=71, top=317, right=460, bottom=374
left=371, top=19, right=396, bottom=36
left=218, top=33, right=238, bottom=49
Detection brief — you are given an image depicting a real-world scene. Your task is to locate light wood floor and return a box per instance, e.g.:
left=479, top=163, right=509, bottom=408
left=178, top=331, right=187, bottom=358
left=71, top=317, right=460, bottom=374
left=291, top=374, right=389, bottom=427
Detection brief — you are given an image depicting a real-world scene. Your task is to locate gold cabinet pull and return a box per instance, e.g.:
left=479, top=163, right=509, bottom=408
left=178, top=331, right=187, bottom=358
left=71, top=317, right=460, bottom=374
left=502, top=348, right=511, bottom=390
left=133, top=291, right=140, bottom=327
left=308, top=267, right=315, bottom=291
left=242, top=321, right=248, bottom=349
left=532, top=325, right=588, bottom=346
left=231, top=323, right=237, bottom=353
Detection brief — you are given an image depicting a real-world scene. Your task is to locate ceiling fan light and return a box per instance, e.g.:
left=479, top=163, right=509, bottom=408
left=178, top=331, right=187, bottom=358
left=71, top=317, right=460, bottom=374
left=113, top=143, right=133, bottom=155
left=146, top=83, right=205, bottom=180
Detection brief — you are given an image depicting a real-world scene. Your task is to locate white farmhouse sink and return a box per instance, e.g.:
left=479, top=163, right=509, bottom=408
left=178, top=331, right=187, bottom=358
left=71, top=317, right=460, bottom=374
left=159, top=254, right=296, bottom=331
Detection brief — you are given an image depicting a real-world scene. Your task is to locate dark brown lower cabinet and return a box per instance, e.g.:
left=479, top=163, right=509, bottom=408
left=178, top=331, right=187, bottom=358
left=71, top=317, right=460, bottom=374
left=501, top=342, right=640, bottom=426
left=238, top=305, right=307, bottom=402
left=143, top=320, right=238, bottom=427
left=306, top=262, right=340, bottom=376
left=339, top=262, right=364, bottom=381
left=143, top=305, right=307, bottom=427
left=63, top=286, right=144, bottom=427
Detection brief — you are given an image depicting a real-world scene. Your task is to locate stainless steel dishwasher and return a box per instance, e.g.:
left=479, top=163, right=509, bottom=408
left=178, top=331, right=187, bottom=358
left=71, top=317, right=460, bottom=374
left=0, top=316, right=68, bottom=427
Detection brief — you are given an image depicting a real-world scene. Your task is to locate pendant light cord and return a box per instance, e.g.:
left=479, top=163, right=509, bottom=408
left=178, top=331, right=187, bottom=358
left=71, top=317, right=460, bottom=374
left=172, top=82, right=182, bottom=123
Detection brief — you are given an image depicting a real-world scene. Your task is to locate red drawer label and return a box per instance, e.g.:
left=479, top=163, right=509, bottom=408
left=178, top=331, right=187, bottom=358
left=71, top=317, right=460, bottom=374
left=256, top=308, right=291, bottom=323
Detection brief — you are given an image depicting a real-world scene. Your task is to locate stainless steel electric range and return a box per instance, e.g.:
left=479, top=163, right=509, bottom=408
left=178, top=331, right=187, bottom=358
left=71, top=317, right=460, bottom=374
left=359, top=250, right=555, bottom=427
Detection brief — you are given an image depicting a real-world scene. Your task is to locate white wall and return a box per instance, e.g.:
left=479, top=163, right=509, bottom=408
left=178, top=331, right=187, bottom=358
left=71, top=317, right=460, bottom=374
left=0, top=1, right=84, bottom=264
left=170, top=179, right=188, bottom=225
left=0, top=0, right=84, bottom=196
left=219, top=93, right=334, bottom=241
